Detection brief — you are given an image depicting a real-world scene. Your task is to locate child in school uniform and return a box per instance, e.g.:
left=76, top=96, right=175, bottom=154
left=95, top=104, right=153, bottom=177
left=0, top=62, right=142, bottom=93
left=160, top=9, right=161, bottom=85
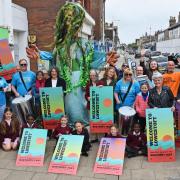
left=72, top=121, right=91, bottom=157
left=134, top=83, right=149, bottom=132
left=52, top=115, right=72, bottom=140
left=23, top=114, right=39, bottom=129
left=106, top=124, right=122, bottom=138
left=126, top=123, right=147, bottom=158
left=0, top=107, right=20, bottom=151
left=21, top=114, right=40, bottom=137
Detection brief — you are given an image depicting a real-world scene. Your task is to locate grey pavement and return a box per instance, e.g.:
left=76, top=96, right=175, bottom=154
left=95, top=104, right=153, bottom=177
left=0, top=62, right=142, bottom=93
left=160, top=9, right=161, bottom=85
left=1, top=140, right=180, bottom=180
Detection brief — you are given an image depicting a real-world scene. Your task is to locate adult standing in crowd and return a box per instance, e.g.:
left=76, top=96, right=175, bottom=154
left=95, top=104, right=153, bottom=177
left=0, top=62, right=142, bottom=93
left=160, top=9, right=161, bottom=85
left=45, top=67, right=66, bottom=137
left=98, top=66, right=117, bottom=86
left=163, top=61, right=180, bottom=100
left=11, top=59, right=36, bottom=97
left=85, top=69, right=99, bottom=143
left=136, top=66, right=154, bottom=89
left=115, top=63, right=129, bottom=81
left=148, top=72, right=175, bottom=110
left=140, top=57, right=159, bottom=81
left=85, top=69, right=98, bottom=112
left=114, top=68, right=140, bottom=110
left=136, top=66, right=144, bottom=76
left=45, top=67, right=66, bottom=92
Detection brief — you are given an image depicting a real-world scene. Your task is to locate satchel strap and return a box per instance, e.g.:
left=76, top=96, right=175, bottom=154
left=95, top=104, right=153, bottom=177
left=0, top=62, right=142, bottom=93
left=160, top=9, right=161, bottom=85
left=119, top=81, right=133, bottom=104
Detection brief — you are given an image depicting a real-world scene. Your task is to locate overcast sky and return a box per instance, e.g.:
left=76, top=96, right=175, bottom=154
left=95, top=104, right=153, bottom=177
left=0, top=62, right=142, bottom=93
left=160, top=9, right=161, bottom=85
left=105, top=0, right=180, bottom=44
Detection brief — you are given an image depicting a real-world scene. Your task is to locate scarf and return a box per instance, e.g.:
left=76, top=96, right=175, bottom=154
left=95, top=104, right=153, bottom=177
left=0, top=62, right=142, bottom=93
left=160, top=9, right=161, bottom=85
left=141, top=92, right=149, bottom=101
left=35, top=79, right=45, bottom=93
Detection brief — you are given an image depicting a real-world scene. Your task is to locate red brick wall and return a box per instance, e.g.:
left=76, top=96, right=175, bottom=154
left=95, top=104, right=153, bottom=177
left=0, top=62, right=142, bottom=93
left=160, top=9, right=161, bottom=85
left=89, top=0, right=104, bottom=41
left=13, top=0, right=66, bottom=51
left=13, top=0, right=104, bottom=45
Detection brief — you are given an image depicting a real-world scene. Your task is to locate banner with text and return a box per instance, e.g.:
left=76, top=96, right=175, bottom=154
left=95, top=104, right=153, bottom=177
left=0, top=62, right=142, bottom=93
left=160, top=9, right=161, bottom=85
left=0, top=28, right=16, bottom=80
left=146, top=108, right=175, bottom=162
left=90, top=86, right=113, bottom=133
left=16, top=128, right=47, bottom=166
left=48, top=135, right=84, bottom=175
left=40, top=87, right=65, bottom=129
left=94, top=138, right=126, bottom=175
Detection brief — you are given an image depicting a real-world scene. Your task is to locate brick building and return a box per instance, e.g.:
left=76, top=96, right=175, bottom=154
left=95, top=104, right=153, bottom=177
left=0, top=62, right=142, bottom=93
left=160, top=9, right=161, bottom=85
left=12, top=0, right=105, bottom=51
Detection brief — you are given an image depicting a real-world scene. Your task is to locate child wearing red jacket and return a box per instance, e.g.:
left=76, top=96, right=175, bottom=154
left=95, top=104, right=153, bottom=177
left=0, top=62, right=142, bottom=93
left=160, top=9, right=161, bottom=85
left=134, top=83, right=149, bottom=131
left=126, top=123, right=147, bottom=158
left=52, top=115, right=72, bottom=139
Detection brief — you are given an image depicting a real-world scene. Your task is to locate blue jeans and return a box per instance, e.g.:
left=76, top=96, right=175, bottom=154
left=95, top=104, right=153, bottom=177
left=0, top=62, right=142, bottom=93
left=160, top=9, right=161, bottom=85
left=0, top=104, right=6, bottom=122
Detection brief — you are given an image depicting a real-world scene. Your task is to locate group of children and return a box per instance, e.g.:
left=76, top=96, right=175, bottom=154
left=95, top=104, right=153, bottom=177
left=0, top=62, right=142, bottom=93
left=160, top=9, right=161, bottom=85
left=0, top=107, right=147, bottom=158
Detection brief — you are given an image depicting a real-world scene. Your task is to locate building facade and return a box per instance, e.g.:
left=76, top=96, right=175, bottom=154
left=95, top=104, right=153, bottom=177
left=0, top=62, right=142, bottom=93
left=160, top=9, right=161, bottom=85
left=0, top=0, right=28, bottom=65
left=13, top=0, right=105, bottom=51
left=156, top=13, right=180, bottom=54
left=105, top=22, right=120, bottom=50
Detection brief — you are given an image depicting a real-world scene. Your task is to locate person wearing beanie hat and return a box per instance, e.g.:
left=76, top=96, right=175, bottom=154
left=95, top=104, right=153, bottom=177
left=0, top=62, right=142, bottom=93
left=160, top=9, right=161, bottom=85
left=148, top=71, right=175, bottom=111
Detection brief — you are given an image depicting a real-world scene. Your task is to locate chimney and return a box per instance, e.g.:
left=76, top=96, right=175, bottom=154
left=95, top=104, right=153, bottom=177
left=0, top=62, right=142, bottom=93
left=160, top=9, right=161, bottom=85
left=169, top=16, right=176, bottom=27
left=178, top=12, right=180, bottom=23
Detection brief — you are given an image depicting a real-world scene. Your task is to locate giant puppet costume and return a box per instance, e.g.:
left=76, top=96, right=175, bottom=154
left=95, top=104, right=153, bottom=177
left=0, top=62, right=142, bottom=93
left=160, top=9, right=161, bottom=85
left=26, top=2, right=118, bottom=126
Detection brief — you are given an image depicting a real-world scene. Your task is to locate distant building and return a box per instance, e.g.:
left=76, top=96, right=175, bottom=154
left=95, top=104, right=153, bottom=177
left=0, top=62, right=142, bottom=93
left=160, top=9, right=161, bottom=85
left=105, top=22, right=120, bottom=50
left=156, top=13, right=180, bottom=54
left=136, top=32, right=156, bottom=50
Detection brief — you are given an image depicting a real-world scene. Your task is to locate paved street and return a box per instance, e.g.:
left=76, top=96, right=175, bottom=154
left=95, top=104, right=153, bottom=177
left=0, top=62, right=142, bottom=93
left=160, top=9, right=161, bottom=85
left=0, top=140, right=180, bottom=180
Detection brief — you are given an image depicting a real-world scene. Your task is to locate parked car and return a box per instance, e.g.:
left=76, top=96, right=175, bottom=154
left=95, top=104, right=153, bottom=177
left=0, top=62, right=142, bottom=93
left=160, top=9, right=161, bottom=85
left=135, top=51, right=141, bottom=58
left=174, top=53, right=180, bottom=68
left=150, top=51, right=161, bottom=57
left=162, top=52, right=170, bottom=57
left=144, top=50, right=151, bottom=58
left=146, top=55, right=168, bottom=74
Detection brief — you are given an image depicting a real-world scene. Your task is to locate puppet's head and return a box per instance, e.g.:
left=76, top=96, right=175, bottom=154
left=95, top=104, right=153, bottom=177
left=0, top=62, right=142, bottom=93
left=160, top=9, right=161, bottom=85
left=55, top=2, right=85, bottom=46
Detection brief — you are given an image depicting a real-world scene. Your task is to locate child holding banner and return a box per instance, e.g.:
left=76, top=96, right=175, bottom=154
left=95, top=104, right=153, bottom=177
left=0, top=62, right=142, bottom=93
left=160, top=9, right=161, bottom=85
left=134, top=83, right=149, bottom=131
left=52, top=115, right=72, bottom=139
left=0, top=107, right=20, bottom=151
left=72, top=121, right=91, bottom=156
left=126, top=123, right=147, bottom=158
left=106, top=124, right=121, bottom=138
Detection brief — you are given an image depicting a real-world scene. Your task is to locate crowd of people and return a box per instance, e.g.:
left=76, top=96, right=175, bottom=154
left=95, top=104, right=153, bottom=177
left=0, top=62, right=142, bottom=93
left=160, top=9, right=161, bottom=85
left=0, top=55, right=179, bottom=158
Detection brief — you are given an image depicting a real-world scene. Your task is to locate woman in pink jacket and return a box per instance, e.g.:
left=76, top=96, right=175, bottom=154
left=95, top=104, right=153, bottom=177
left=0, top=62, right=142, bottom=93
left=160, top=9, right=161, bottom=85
left=134, top=83, right=149, bottom=132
